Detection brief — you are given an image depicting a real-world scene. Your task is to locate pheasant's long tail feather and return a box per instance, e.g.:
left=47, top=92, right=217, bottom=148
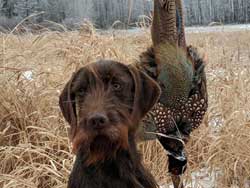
left=175, top=0, right=186, bottom=48
left=152, top=0, right=186, bottom=48
left=151, top=0, right=178, bottom=47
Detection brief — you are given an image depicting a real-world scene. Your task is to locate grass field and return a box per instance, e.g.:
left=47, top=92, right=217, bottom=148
left=0, top=28, right=250, bottom=188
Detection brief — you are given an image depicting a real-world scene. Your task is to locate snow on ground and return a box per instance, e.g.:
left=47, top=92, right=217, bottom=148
left=159, top=168, right=250, bottom=188
left=186, top=24, right=250, bottom=33
left=159, top=168, right=221, bottom=188
left=102, top=24, right=250, bottom=36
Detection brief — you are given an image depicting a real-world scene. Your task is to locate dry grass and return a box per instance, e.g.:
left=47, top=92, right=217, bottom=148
left=0, top=28, right=250, bottom=188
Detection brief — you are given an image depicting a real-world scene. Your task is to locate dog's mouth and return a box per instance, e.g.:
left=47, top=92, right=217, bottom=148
left=80, top=134, right=122, bottom=166
left=72, top=123, right=129, bottom=161
left=94, top=126, right=120, bottom=141
left=90, top=135, right=119, bottom=153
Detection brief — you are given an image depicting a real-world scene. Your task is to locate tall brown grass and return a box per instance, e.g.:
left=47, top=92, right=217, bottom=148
left=0, top=29, right=250, bottom=188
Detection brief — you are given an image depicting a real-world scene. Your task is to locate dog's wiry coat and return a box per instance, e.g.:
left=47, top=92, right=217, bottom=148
left=68, top=137, right=157, bottom=188
left=60, top=61, right=160, bottom=188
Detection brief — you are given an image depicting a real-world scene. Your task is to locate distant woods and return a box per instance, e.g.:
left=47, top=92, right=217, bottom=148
left=185, top=0, right=250, bottom=25
left=0, top=0, right=250, bottom=30
left=0, top=0, right=152, bottom=30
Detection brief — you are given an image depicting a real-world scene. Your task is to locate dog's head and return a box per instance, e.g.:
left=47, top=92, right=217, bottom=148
left=59, top=60, right=160, bottom=164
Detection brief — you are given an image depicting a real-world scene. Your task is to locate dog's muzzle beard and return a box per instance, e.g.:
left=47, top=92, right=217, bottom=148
left=72, top=111, right=129, bottom=166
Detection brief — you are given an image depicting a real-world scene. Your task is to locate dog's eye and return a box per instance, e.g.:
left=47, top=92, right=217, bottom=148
left=77, top=88, right=85, bottom=96
left=112, top=83, right=122, bottom=91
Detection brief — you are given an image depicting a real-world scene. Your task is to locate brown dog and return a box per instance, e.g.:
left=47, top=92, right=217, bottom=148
left=59, top=60, right=160, bottom=188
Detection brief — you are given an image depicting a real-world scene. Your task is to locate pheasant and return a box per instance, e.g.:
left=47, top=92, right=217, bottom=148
left=136, top=0, right=208, bottom=187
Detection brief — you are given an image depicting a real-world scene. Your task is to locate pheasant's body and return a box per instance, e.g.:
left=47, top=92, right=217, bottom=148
left=136, top=1, right=208, bottom=187
left=137, top=45, right=207, bottom=187
left=137, top=45, right=207, bottom=139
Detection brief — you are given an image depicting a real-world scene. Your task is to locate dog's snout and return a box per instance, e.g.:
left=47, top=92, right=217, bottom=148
left=87, top=113, right=109, bottom=129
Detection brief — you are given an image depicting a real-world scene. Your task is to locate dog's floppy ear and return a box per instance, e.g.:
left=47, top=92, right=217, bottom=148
left=59, top=71, right=80, bottom=140
left=129, top=65, right=161, bottom=125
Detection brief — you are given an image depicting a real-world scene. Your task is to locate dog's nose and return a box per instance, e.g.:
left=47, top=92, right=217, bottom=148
left=87, top=113, right=108, bottom=129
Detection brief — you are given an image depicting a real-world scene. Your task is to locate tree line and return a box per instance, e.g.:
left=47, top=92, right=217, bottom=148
left=0, top=0, right=250, bottom=30
left=185, top=0, right=250, bottom=25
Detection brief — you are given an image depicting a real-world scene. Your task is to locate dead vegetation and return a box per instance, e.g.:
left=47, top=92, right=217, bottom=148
left=0, top=29, right=250, bottom=188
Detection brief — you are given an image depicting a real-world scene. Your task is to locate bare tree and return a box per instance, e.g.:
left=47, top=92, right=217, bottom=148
left=1, top=0, right=17, bottom=18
